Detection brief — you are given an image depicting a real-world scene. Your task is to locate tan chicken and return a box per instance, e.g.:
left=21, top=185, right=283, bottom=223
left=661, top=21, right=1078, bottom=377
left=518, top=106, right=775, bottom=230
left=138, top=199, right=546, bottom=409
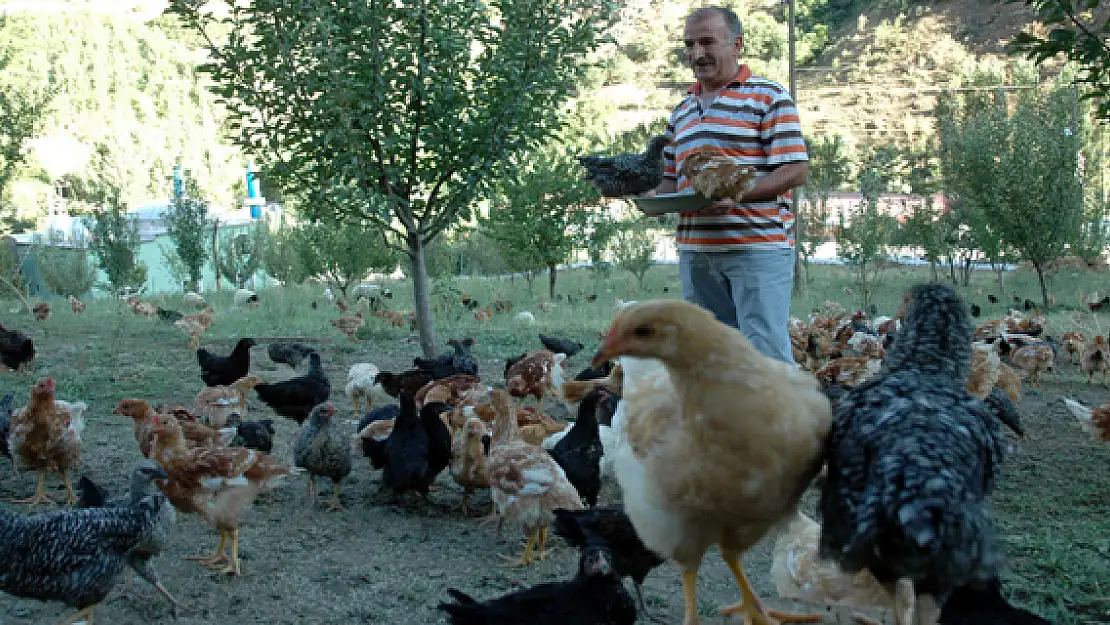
left=815, top=357, right=882, bottom=389
left=592, top=300, right=831, bottom=625
left=678, top=147, right=759, bottom=200
left=114, top=398, right=235, bottom=457
left=32, top=302, right=51, bottom=322
left=174, top=306, right=215, bottom=350
left=449, top=416, right=491, bottom=516
left=68, top=296, right=86, bottom=314
left=127, top=297, right=158, bottom=317
left=996, top=362, right=1023, bottom=404
left=1010, top=343, right=1056, bottom=386
left=1062, top=397, right=1110, bottom=443
left=474, top=305, right=493, bottom=322
left=1082, top=335, right=1110, bottom=385
left=195, top=375, right=263, bottom=428
left=771, top=510, right=914, bottom=625
left=331, top=311, right=364, bottom=341
left=506, top=349, right=558, bottom=404
left=556, top=363, right=624, bottom=407
left=150, top=414, right=299, bottom=575
left=486, top=389, right=583, bottom=566
left=1062, top=331, right=1086, bottom=365
left=8, top=377, right=84, bottom=505
left=967, top=342, right=1002, bottom=400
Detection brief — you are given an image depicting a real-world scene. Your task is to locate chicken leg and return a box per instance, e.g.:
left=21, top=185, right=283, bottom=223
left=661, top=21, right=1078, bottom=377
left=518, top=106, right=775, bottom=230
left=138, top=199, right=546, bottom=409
left=680, top=568, right=701, bottom=625
left=913, top=594, right=941, bottom=625
left=57, top=605, right=96, bottom=625
left=12, top=471, right=56, bottom=505
left=305, top=475, right=318, bottom=505
left=499, top=528, right=541, bottom=567
left=718, top=550, right=824, bottom=624
left=325, top=480, right=344, bottom=511
left=214, top=528, right=241, bottom=575
left=62, top=471, right=77, bottom=505
left=186, top=531, right=228, bottom=567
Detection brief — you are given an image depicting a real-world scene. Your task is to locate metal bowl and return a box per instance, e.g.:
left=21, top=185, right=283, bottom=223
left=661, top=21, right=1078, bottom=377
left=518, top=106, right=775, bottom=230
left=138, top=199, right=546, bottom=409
left=631, top=191, right=712, bottom=215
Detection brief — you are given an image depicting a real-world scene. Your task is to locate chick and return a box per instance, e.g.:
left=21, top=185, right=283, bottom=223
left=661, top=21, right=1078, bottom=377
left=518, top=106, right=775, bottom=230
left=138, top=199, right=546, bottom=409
left=293, top=403, right=352, bottom=511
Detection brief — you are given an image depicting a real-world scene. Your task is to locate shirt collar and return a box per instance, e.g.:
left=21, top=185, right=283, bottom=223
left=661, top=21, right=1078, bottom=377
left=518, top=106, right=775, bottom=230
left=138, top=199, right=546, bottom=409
left=688, top=64, right=752, bottom=94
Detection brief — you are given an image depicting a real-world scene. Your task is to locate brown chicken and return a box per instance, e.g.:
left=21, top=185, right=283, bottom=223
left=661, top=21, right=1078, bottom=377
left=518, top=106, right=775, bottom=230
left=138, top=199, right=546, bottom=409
left=331, top=312, right=365, bottom=341
left=967, top=342, right=1002, bottom=400
left=678, top=147, right=759, bottom=200
left=558, top=363, right=624, bottom=407
left=996, top=362, right=1023, bottom=404
left=1082, top=335, right=1110, bottom=385
left=174, top=306, right=215, bottom=350
left=449, top=416, right=491, bottom=516
left=506, top=349, right=558, bottom=403
left=114, top=398, right=235, bottom=458
left=8, top=377, right=83, bottom=505
left=1063, top=397, right=1110, bottom=443
left=32, top=302, right=51, bottom=322
left=414, top=374, right=485, bottom=408
left=1010, top=343, right=1056, bottom=386
left=1062, top=331, right=1086, bottom=365
left=127, top=297, right=159, bottom=317
left=196, top=375, right=264, bottom=428
left=592, top=300, right=831, bottom=625
left=486, top=389, right=584, bottom=566
left=150, top=414, right=298, bottom=575
left=815, top=357, right=881, bottom=389
left=68, top=296, right=85, bottom=314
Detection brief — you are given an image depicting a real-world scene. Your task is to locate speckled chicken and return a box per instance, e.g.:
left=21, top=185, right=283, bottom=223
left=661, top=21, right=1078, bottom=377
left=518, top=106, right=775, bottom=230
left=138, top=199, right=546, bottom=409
left=414, top=337, right=480, bottom=378
left=820, top=284, right=1009, bottom=625
left=0, top=460, right=173, bottom=624
left=577, top=134, right=669, bottom=198
left=8, top=377, right=85, bottom=506
left=506, top=349, right=558, bottom=404
left=268, top=342, right=315, bottom=368
left=293, top=402, right=352, bottom=511
left=1010, top=342, right=1056, bottom=386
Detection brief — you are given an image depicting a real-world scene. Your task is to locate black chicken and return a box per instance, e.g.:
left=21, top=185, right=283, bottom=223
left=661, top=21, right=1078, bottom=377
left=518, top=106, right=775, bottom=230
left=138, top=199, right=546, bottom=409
left=356, top=404, right=401, bottom=470
left=439, top=543, right=636, bottom=624
left=969, top=303, right=981, bottom=318
left=198, top=337, right=257, bottom=386
left=594, top=388, right=620, bottom=427
left=0, top=391, right=15, bottom=475
left=76, top=475, right=110, bottom=508
left=549, top=388, right=606, bottom=507
left=578, top=134, right=670, bottom=198
left=820, top=284, right=1009, bottom=620
left=539, top=334, right=584, bottom=357
left=374, top=369, right=434, bottom=399
left=228, top=416, right=276, bottom=453
left=938, top=578, right=1051, bottom=624
left=155, top=307, right=183, bottom=323
left=504, top=352, right=527, bottom=379
left=0, top=323, right=34, bottom=371
left=268, top=342, right=315, bottom=368
left=381, top=395, right=451, bottom=498
left=574, top=360, right=613, bottom=382
left=552, top=507, right=665, bottom=618
left=414, top=338, right=479, bottom=378
left=0, top=460, right=184, bottom=623
left=255, top=351, right=331, bottom=424
left=984, top=386, right=1024, bottom=437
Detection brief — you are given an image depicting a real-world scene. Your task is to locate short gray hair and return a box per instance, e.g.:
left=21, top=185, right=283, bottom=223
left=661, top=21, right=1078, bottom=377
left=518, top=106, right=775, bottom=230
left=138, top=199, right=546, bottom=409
left=687, top=6, right=743, bottom=39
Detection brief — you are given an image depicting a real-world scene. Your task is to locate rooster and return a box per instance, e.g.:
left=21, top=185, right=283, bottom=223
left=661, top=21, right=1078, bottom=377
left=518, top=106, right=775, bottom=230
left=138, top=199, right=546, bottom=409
left=577, top=134, right=669, bottom=198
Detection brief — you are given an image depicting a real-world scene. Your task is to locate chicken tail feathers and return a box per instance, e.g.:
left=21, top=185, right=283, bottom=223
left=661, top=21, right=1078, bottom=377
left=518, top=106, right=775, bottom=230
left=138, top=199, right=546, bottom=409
left=438, top=589, right=486, bottom=623
left=446, top=588, right=478, bottom=605
left=1063, top=397, right=1102, bottom=439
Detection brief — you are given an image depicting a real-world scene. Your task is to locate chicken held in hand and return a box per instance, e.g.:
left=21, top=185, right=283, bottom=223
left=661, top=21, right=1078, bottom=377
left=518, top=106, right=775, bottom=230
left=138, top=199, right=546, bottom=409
left=577, top=134, right=669, bottom=198
left=820, top=284, right=1009, bottom=625
left=8, top=377, right=84, bottom=506
left=591, top=300, right=831, bottom=625
left=293, top=402, right=352, bottom=511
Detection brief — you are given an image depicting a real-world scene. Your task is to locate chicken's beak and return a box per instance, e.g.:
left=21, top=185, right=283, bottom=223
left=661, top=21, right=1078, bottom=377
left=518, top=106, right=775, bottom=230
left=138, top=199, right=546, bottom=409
left=591, top=329, right=624, bottom=369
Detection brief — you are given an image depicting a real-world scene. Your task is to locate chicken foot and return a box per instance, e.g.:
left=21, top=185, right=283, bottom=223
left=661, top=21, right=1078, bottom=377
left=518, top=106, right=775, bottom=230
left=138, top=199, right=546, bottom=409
left=12, top=471, right=56, bottom=506
left=56, top=604, right=96, bottom=625
left=718, top=550, right=824, bottom=624
left=185, top=532, right=228, bottom=567
left=324, top=480, right=345, bottom=511
left=129, top=558, right=197, bottom=616
left=499, top=528, right=542, bottom=567
left=214, top=528, right=242, bottom=575
left=62, top=471, right=77, bottom=505
left=631, top=581, right=660, bottom=622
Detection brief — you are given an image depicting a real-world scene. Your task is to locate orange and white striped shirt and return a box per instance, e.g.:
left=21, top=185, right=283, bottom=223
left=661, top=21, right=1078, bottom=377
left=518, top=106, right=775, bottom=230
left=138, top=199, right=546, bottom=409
left=662, top=65, right=808, bottom=251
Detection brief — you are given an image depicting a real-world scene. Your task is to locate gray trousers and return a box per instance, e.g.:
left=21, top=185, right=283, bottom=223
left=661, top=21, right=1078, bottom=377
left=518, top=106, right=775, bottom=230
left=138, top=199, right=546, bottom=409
left=678, top=248, right=796, bottom=364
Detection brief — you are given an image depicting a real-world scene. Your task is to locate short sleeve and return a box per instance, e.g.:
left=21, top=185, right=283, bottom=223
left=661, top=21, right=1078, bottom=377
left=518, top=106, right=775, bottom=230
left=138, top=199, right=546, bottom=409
left=761, top=90, right=808, bottom=166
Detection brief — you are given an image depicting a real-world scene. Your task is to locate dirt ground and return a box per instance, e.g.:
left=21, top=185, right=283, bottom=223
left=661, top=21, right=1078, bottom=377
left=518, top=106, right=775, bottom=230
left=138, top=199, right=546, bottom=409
left=1, top=335, right=1108, bottom=625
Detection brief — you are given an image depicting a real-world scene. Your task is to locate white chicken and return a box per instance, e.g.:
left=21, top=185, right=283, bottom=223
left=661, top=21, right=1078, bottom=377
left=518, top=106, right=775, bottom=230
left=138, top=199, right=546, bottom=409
left=345, top=363, right=381, bottom=414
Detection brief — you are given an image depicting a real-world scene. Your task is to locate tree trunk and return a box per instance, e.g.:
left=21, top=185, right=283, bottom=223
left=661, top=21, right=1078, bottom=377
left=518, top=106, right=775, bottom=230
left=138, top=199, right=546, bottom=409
left=948, top=257, right=957, bottom=284
left=407, top=234, right=437, bottom=357
left=1034, top=261, right=1050, bottom=309
left=994, top=264, right=1005, bottom=293
left=929, top=260, right=938, bottom=282
left=211, top=219, right=221, bottom=292
left=547, top=262, right=557, bottom=300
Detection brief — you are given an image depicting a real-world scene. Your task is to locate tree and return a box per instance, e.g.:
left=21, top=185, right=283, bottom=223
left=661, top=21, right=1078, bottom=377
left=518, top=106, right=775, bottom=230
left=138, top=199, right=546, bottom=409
left=34, top=235, right=96, bottom=298
left=482, top=150, right=596, bottom=300
left=164, top=169, right=210, bottom=291
left=215, top=223, right=266, bottom=289
left=0, top=16, right=52, bottom=231
left=798, top=134, right=852, bottom=283
left=837, top=146, right=900, bottom=311
left=610, top=218, right=657, bottom=289
left=938, top=84, right=1086, bottom=306
left=84, top=206, right=148, bottom=295
left=297, top=218, right=401, bottom=301
left=262, top=221, right=311, bottom=286
left=167, top=0, right=617, bottom=356
left=1006, top=0, right=1110, bottom=119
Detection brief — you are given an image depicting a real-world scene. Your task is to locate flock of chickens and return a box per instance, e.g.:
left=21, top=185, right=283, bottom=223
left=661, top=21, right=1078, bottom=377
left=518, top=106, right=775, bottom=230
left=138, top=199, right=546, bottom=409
left=0, top=281, right=1106, bottom=625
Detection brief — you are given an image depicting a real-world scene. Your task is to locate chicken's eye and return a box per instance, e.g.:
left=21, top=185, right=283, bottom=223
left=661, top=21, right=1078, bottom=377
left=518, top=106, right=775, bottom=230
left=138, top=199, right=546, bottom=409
left=632, top=324, right=654, bottom=338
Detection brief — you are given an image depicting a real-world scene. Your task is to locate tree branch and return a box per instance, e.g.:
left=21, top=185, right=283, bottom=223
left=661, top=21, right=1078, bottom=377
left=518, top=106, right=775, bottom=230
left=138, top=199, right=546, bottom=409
left=1054, top=0, right=1110, bottom=57
left=407, top=0, right=429, bottom=206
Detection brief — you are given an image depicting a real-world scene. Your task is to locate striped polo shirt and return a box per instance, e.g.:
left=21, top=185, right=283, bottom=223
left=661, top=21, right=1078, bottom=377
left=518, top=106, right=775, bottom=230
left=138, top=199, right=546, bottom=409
left=662, top=65, right=808, bottom=251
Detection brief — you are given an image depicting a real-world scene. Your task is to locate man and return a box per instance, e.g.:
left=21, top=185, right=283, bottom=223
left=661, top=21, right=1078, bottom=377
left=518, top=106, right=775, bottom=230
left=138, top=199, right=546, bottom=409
left=653, top=6, right=808, bottom=364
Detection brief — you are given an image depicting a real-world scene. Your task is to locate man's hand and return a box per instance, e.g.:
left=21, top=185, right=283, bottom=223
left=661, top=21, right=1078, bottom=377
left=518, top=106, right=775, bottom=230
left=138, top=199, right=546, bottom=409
left=700, top=196, right=739, bottom=215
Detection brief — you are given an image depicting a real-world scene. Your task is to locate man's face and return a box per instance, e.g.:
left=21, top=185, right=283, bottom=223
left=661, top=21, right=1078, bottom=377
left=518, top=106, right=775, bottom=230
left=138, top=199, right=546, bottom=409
left=683, top=14, right=741, bottom=88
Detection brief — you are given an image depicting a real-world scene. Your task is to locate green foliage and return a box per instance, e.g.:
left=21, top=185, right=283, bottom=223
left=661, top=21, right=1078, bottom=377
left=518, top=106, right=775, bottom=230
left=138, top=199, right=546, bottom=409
left=837, top=146, right=901, bottom=309
left=262, top=221, right=312, bottom=286
left=610, top=218, right=657, bottom=288
left=0, top=239, right=28, bottom=298
left=34, top=236, right=96, bottom=298
left=937, top=83, right=1086, bottom=305
left=164, top=171, right=211, bottom=290
left=482, top=149, right=597, bottom=298
left=0, top=11, right=243, bottom=222
left=215, top=224, right=266, bottom=289
left=169, top=0, right=618, bottom=355
left=84, top=206, right=148, bottom=295
left=0, top=17, right=52, bottom=232
left=296, top=219, right=400, bottom=300
left=1006, top=0, right=1110, bottom=119
left=799, top=134, right=852, bottom=277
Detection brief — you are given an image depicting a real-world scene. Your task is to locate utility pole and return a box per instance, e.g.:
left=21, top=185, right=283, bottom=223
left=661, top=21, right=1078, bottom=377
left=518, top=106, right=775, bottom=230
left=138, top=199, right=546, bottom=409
left=787, top=0, right=804, bottom=294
